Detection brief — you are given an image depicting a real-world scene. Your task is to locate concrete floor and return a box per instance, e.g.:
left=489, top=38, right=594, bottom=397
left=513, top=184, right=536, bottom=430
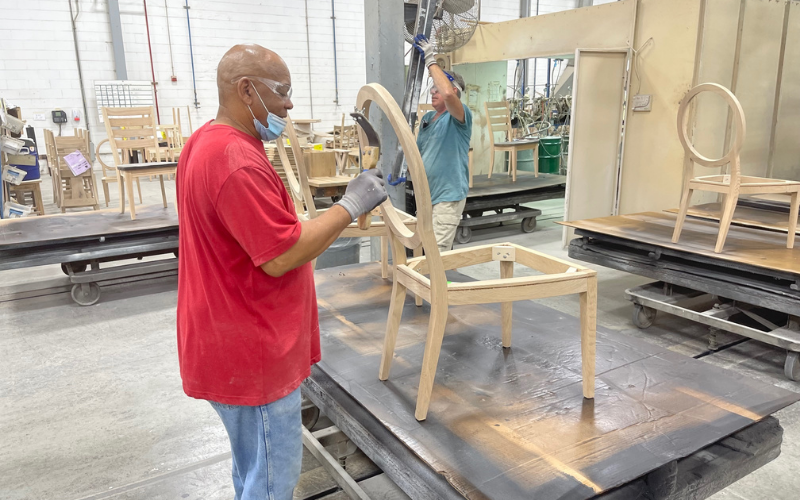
left=1, top=172, right=799, bottom=499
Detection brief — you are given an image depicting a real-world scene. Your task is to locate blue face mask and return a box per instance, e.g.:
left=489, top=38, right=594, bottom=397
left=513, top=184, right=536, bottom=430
left=247, top=85, right=287, bottom=141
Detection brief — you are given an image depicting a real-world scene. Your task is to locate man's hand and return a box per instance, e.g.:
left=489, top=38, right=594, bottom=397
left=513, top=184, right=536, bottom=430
left=334, top=169, right=389, bottom=220
left=413, top=34, right=437, bottom=69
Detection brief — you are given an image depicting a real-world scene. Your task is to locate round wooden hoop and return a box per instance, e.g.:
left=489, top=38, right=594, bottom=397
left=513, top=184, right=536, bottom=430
left=356, top=84, right=431, bottom=250
left=677, top=82, right=746, bottom=167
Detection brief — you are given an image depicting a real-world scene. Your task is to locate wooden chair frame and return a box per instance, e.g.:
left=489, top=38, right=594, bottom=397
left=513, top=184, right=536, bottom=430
left=96, top=139, right=142, bottom=207
left=274, top=114, right=420, bottom=281
left=359, top=84, right=597, bottom=421
left=484, top=100, right=539, bottom=182
left=672, top=83, right=800, bottom=253
left=102, top=106, right=176, bottom=219
left=52, top=129, right=99, bottom=212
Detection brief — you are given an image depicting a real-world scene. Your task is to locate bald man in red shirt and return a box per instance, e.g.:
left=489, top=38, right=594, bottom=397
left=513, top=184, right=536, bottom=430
left=176, top=44, right=386, bottom=500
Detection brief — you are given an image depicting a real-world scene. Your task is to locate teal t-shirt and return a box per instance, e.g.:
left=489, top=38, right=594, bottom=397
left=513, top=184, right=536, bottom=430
left=416, top=105, right=472, bottom=205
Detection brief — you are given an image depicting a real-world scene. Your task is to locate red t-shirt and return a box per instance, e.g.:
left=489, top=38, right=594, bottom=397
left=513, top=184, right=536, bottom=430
left=176, top=121, right=320, bottom=406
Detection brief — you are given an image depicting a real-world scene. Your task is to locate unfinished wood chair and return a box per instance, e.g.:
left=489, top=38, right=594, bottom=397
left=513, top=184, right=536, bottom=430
left=361, top=84, right=597, bottom=421
left=484, top=101, right=539, bottom=181
left=96, top=139, right=142, bottom=207
left=275, top=114, right=420, bottom=281
left=53, top=129, right=99, bottom=212
left=672, top=83, right=800, bottom=253
left=42, top=129, right=60, bottom=206
left=102, top=106, right=177, bottom=219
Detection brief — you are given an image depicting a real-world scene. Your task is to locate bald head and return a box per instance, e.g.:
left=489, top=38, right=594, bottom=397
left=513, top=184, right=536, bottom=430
left=217, top=44, right=290, bottom=104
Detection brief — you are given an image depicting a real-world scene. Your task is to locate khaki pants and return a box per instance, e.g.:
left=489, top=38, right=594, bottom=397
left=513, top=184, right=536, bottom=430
left=431, top=199, right=467, bottom=253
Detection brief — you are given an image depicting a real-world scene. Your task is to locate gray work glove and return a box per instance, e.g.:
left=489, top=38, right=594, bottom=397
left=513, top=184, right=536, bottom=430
left=334, top=169, right=388, bottom=220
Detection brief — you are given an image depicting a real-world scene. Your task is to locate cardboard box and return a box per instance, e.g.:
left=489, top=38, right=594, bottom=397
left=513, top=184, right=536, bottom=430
left=303, top=150, right=336, bottom=178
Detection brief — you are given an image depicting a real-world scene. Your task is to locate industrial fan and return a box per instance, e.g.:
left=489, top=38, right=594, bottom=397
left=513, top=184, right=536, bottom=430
left=403, top=0, right=480, bottom=55
left=388, top=0, right=481, bottom=184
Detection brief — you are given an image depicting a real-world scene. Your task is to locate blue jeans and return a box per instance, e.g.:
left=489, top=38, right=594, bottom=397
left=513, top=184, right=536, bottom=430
left=209, top=387, right=303, bottom=500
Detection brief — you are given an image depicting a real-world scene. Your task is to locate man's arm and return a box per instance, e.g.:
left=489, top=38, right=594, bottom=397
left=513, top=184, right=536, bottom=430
left=260, top=205, right=351, bottom=277
left=260, top=169, right=387, bottom=277
left=429, top=63, right=465, bottom=123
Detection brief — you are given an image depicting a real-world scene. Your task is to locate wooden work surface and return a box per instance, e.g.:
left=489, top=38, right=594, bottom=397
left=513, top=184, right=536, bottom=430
left=560, top=212, right=800, bottom=276
left=116, top=161, right=178, bottom=171
left=468, top=172, right=567, bottom=198
left=307, top=175, right=352, bottom=188
left=314, top=263, right=798, bottom=499
left=0, top=204, right=178, bottom=250
left=664, top=202, right=798, bottom=232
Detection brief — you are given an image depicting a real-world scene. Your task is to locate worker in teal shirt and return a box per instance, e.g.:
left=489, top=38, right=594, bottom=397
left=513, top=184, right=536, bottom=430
left=414, top=35, right=472, bottom=253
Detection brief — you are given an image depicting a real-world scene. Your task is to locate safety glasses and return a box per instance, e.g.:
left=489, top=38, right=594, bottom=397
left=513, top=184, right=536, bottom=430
left=232, top=76, right=293, bottom=101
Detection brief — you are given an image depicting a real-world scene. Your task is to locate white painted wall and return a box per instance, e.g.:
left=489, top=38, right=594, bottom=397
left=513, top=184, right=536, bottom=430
left=0, top=0, right=365, bottom=149
left=0, top=0, right=592, bottom=148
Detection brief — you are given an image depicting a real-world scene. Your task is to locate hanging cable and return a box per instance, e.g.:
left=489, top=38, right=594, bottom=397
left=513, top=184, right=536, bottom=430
left=165, top=0, right=176, bottom=81
left=304, top=0, right=315, bottom=118
left=143, top=0, right=160, bottom=124
left=68, top=0, right=90, bottom=135
left=185, top=0, right=200, bottom=108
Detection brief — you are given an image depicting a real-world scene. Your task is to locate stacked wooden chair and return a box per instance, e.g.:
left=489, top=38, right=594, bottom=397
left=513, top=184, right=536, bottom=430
left=101, top=106, right=177, bottom=219
left=43, top=128, right=99, bottom=212
left=361, top=83, right=597, bottom=421
left=672, top=83, right=800, bottom=253
left=484, top=100, right=539, bottom=181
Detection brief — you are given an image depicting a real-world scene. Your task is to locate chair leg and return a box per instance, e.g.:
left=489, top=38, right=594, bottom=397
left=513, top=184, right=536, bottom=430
left=533, top=146, right=539, bottom=178
left=468, top=149, right=474, bottom=188
left=118, top=172, right=126, bottom=214
left=787, top=191, right=799, bottom=249
left=500, top=261, right=513, bottom=348
left=127, top=175, right=137, bottom=220
left=488, top=147, right=494, bottom=179
left=380, top=235, right=389, bottom=279
left=136, top=178, right=143, bottom=204
left=671, top=187, right=694, bottom=244
left=579, top=275, right=597, bottom=399
left=102, top=181, right=110, bottom=207
left=415, top=301, right=449, bottom=421
left=159, top=174, right=167, bottom=208
left=413, top=245, right=423, bottom=307
left=714, top=191, right=738, bottom=253
left=379, top=279, right=408, bottom=381
left=511, top=149, right=517, bottom=182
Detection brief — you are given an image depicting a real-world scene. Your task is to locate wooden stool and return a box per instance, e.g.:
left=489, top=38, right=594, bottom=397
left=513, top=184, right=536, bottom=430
left=8, top=179, right=45, bottom=216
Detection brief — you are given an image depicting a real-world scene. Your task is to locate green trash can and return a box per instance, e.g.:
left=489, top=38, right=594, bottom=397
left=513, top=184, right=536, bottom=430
left=538, top=136, right=562, bottom=174
left=516, top=149, right=536, bottom=172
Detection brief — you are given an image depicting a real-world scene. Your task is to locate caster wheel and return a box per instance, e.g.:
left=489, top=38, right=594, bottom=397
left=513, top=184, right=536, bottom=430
left=521, top=217, right=537, bottom=233
left=331, top=195, right=341, bottom=203
left=301, top=398, right=321, bottom=430
left=632, top=303, right=656, bottom=329
left=785, top=351, right=800, bottom=381
left=455, top=226, right=472, bottom=244
left=61, top=263, right=88, bottom=275
left=71, top=283, right=101, bottom=306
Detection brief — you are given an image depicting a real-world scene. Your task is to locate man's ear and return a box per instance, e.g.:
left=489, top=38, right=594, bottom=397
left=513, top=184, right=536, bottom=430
left=238, top=78, right=254, bottom=106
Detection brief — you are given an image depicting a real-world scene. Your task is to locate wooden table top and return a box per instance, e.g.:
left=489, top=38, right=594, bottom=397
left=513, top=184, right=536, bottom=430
left=313, top=262, right=799, bottom=499
left=307, top=175, right=352, bottom=188
left=560, top=211, right=800, bottom=275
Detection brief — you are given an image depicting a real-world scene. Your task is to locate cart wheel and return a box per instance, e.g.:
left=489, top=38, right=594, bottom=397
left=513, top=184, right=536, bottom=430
left=61, top=263, right=88, bottom=275
left=71, top=283, right=101, bottom=306
left=331, top=195, right=341, bottom=203
left=632, top=304, right=657, bottom=329
left=301, top=397, right=321, bottom=430
left=521, top=217, right=537, bottom=233
left=455, top=226, right=472, bottom=244
left=785, top=351, right=800, bottom=381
